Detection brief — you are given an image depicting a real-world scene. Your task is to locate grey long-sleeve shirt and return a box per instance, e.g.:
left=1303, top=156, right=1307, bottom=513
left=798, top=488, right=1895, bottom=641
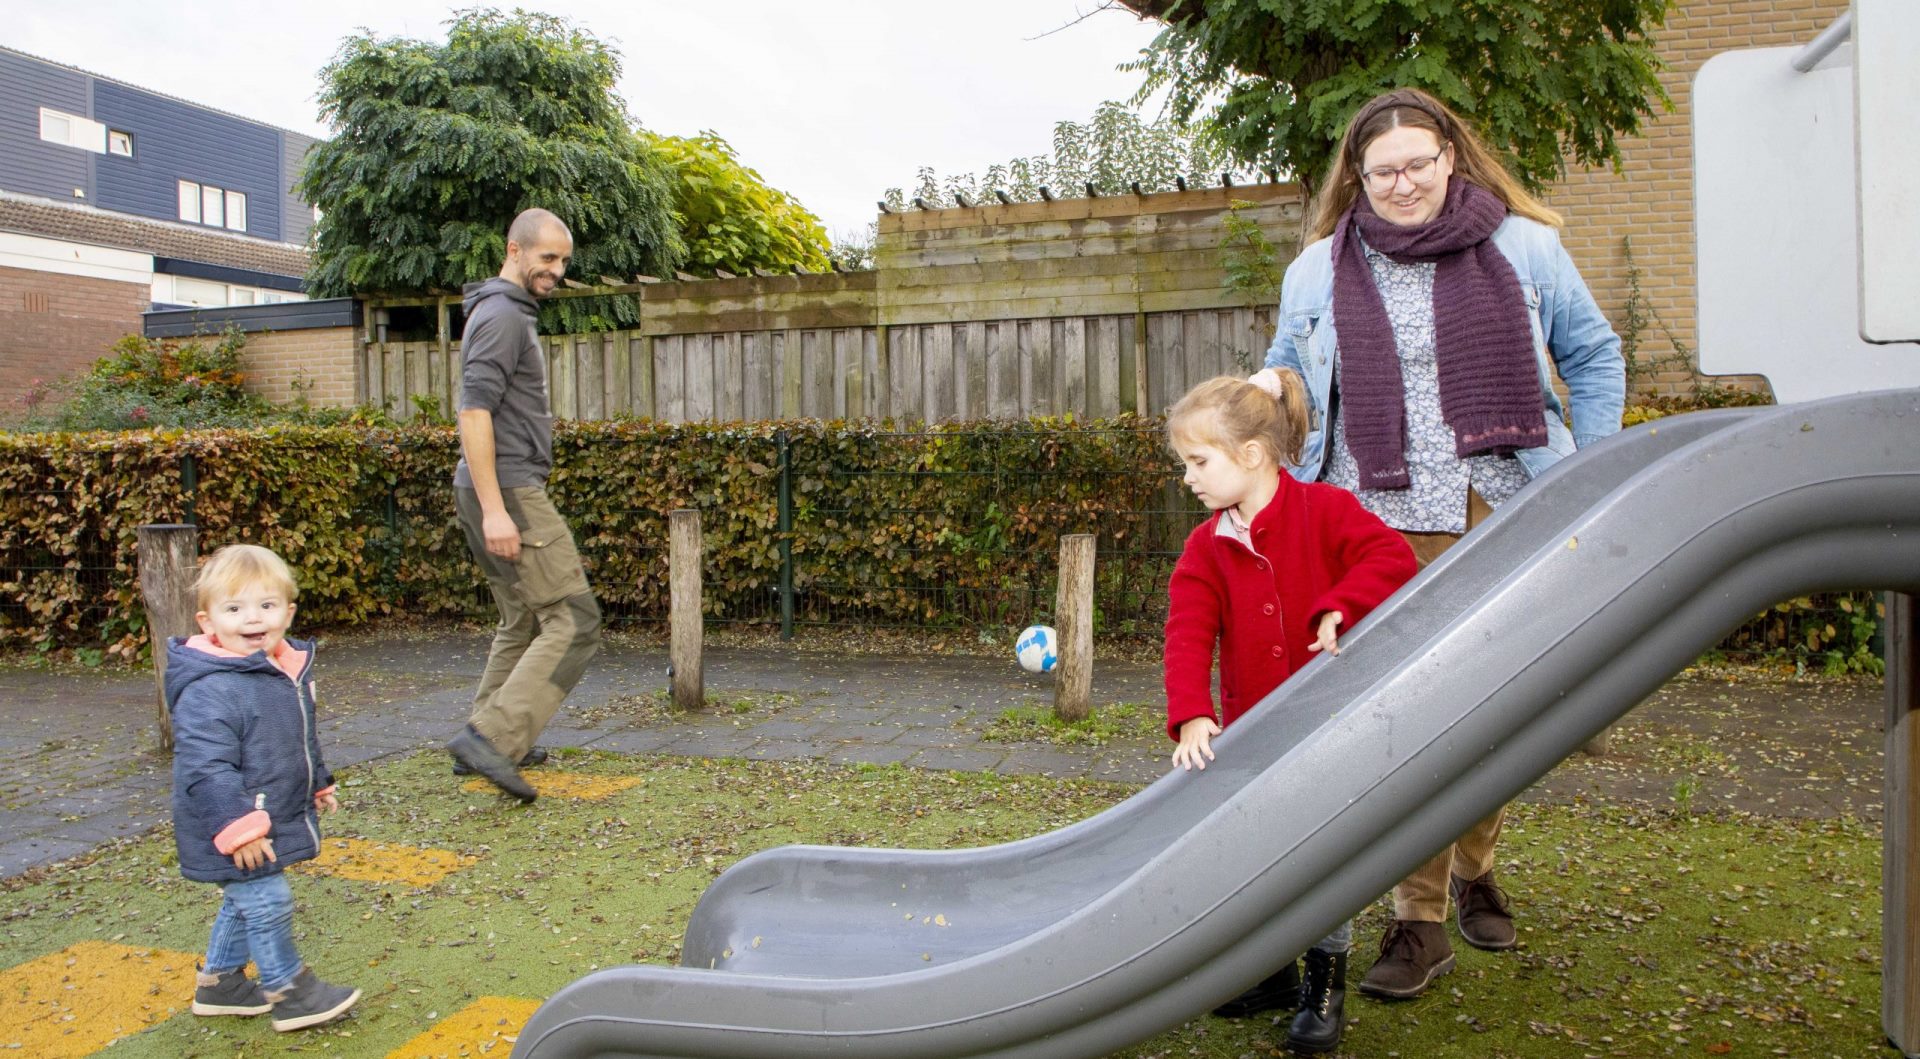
left=453, top=277, right=554, bottom=489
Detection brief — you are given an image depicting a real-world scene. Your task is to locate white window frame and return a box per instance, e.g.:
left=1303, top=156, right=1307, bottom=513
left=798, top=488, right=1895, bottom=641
left=39, top=107, right=106, bottom=153
left=223, top=189, right=246, bottom=232
left=107, top=129, right=133, bottom=157
left=178, top=180, right=201, bottom=223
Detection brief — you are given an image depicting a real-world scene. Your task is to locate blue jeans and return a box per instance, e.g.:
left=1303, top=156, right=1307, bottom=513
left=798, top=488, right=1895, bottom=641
left=204, top=873, right=302, bottom=992
left=1315, top=919, right=1353, bottom=955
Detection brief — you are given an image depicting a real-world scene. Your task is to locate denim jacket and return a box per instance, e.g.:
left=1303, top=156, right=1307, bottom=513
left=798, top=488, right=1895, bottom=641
left=1264, top=214, right=1625, bottom=484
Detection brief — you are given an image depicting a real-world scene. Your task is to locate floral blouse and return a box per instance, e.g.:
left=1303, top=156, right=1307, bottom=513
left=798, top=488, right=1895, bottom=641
left=1322, top=243, right=1531, bottom=533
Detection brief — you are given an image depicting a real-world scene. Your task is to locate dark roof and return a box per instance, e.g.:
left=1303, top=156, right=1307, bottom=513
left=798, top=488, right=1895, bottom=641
left=0, top=191, right=310, bottom=279
left=0, top=44, right=320, bottom=139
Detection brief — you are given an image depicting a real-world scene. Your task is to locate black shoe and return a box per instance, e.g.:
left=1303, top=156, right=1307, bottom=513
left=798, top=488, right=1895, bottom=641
left=1212, top=958, right=1300, bottom=1018
left=266, top=967, right=360, bottom=1032
left=452, top=746, right=549, bottom=776
left=1286, top=948, right=1347, bottom=1054
left=192, top=967, right=271, bottom=1017
left=446, top=725, right=537, bottom=802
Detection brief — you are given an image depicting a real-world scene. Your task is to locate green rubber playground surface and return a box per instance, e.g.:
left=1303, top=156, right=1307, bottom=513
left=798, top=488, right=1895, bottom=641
left=0, top=747, right=1887, bottom=1058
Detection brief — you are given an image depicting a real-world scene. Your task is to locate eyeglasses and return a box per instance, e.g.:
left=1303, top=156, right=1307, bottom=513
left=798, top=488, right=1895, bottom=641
left=1359, top=144, right=1451, bottom=193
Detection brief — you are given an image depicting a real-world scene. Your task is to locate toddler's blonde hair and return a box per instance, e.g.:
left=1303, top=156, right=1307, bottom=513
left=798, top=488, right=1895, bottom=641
left=194, top=544, right=298, bottom=612
left=1167, top=372, right=1311, bottom=470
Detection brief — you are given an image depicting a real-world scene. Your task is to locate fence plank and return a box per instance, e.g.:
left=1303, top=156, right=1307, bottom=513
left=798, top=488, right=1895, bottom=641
left=1147, top=312, right=1177, bottom=415
left=382, top=343, right=405, bottom=419
left=927, top=324, right=955, bottom=422
left=1061, top=317, right=1087, bottom=417
left=781, top=330, right=804, bottom=419
left=654, top=335, right=682, bottom=423
left=808, top=329, right=834, bottom=419
left=862, top=328, right=881, bottom=418
left=891, top=324, right=922, bottom=422
left=550, top=336, right=577, bottom=419
left=743, top=331, right=772, bottom=421
left=963, top=321, right=988, bottom=419
left=578, top=334, right=606, bottom=421
left=832, top=329, right=854, bottom=418
left=1027, top=318, right=1055, bottom=415
left=609, top=331, right=632, bottom=418
left=634, top=335, right=656, bottom=419
left=684, top=334, right=716, bottom=422
left=988, top=321, right=1018, bottom=419
left=1090, top=316, right=1121, bottom=417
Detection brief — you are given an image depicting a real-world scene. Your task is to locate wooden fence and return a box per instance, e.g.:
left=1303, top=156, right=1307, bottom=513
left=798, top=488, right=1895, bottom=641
left=361, top=307, right=1277, bottom=423
left=361, top=183, right=1306, bottom=422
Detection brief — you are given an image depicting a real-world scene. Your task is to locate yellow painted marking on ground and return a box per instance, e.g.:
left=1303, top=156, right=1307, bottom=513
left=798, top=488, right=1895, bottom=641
left=462, top=771, right=644, bottom=801
left=385, top=995, right=541, bottom=1058
left=0, top=940, right=198, bottom=1057
left=300, top=836, right=478, bottom=886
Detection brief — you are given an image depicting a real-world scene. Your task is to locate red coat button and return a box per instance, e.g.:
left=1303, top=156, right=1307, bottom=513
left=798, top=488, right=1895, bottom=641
left=1262, top=603, right=1275, bottom=615
left=1271, top=645, right=1284, bottom=657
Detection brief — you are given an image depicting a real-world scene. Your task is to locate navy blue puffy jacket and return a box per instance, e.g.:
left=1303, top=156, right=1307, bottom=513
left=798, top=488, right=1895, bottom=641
left=167, top=636, right=333, bottom=883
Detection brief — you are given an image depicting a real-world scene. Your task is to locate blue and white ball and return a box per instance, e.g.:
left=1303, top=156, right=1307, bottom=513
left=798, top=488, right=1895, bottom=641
left=1015, top=624, right=1059, bottom=674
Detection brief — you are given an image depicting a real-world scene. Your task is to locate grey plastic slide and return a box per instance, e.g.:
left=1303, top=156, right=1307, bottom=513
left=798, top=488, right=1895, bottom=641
left=515, top=390, right=1920, bottom=1059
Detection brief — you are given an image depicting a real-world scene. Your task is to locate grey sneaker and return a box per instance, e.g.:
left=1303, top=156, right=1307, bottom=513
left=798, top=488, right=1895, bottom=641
left=192, top=967, right=271, bottom=1017
left=267, top=967, right=360, bottom=1032
left=452, top=745, right=548, bottom=776
left=447, top=724, right=537, bottom=802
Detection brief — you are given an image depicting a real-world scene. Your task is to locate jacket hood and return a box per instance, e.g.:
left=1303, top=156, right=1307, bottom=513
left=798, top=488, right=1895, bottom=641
left=165, top=634, right=314, bottom=703
left=463, top=276, right=539, bottom=317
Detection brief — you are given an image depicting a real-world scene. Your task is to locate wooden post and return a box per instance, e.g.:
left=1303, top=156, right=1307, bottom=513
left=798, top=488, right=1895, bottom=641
left=1052, top=533, right=1095, bottom=723
left=137, top=524, right=199, bottom=752
left=1885, top=592, right=1920, bottom=1057
left=669, top=509, right=704, bottom=711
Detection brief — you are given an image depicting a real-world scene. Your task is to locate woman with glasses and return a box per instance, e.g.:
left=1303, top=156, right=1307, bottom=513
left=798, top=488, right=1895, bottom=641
left=1244, top=87, right=1625, bottom=1046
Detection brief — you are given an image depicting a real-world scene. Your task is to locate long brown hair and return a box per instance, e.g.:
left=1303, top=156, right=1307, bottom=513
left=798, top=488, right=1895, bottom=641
left=1167, top=372, right=1311, bottom=470
left=1308, top=87, right=1562, bottom=241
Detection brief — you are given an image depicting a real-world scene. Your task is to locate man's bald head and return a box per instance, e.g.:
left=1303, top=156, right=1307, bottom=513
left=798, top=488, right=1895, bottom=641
left=501, top=208, right=573, bottom=298
left=507, top=208, right=569, bottom=250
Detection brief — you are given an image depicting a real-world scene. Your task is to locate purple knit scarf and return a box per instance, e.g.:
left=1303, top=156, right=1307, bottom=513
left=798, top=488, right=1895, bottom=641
left=1330, top=177, right=1547, bottom=490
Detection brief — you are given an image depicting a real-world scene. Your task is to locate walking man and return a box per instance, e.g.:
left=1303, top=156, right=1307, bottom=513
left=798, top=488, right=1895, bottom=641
left=446, top=208, right=601, bottom=802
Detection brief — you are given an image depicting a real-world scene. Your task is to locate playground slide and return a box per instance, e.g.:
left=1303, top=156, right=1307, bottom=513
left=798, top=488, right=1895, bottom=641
left=515, top=390, right=1920, bottom=1059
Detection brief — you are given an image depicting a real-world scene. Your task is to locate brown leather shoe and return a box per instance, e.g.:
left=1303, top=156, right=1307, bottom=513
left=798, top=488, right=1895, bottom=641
left=1357, top=920, right=1453, bottom=999
left=1450, top=870, right=1517, bottom=951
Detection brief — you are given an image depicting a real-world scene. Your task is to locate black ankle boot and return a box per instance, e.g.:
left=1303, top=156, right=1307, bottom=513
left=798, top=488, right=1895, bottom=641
left=1286, top=947, right=1346, bottom=1054
left=1212, top=957, right=1300, bottom=1018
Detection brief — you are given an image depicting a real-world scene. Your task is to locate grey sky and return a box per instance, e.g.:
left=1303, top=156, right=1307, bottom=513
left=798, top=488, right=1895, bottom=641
left=6, top=1, right=1164, bottom=241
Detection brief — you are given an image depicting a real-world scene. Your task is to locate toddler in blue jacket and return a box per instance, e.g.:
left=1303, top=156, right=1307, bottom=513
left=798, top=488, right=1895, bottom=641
left=168, top=544, right=360, bottom=1032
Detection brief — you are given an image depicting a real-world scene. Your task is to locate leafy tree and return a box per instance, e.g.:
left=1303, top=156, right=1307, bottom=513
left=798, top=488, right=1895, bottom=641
left=1118, top=0, right=1672, bottom=201
left=297, top=9, right=686, bottom=332
left=645, top=131, right=832, bottom=276
left=884, top=100, right=1252, bottom=210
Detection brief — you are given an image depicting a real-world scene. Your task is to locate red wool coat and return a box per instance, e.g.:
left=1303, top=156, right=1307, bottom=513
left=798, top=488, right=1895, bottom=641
left=1163, top=472, right=1416, bottom=740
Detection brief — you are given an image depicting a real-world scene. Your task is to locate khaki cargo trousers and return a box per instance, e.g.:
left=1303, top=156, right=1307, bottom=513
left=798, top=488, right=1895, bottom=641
left=454, top=485, right=602, bottom=762
left=1393, top=488, right=1505, bottom=922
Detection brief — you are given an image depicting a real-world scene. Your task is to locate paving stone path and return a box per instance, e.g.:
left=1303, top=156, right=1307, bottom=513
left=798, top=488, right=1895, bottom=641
left=0, top=630, right=1886, bottom=878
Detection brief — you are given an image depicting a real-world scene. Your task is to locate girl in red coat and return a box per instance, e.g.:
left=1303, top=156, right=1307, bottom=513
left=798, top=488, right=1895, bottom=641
left=1163, top=373, right=1415, bottom=1054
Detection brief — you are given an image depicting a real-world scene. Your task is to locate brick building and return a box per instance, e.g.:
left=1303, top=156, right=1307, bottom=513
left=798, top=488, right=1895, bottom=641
left=1548, top=0, right=1850, bottom=396
left=0, top=45, right=315, bottom=413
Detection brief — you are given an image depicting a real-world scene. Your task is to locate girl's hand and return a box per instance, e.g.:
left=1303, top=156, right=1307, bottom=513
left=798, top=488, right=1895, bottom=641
left=1309, top=611, right=1344, bottom=656
left=1173, top=716, right=1222, bottom=771
left=231, top=837, right=276, bottom=871
left=316, top=791, right=340, bottom=814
